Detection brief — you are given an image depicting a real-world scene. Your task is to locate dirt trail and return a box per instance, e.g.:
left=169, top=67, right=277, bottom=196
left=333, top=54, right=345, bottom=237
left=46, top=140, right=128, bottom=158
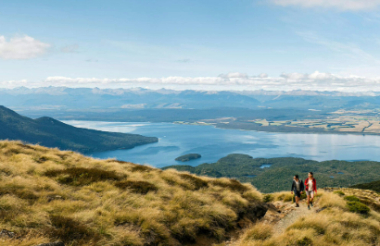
left=273, top=200, right=316, bottom=235
left=225, top=198, right=320, bottom=246
left=257, top=196, right=321, bottom=237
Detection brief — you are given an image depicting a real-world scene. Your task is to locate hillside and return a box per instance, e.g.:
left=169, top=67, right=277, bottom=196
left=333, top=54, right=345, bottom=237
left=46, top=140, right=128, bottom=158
left=351, top=180, right=380, bottom=193
left=0, top=106, right=157, bottom=153
left=164, top=154, right=380, bottom=193
left=0, top=141, right=266, bottom=246
left=1, top=141, right=380, bottom=246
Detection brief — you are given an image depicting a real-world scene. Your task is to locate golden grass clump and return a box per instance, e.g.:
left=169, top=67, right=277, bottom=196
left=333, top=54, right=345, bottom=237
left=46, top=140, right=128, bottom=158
left=242, top=222, right=273, bottom=241
left=267, top=191, right=294, bottom=202
left=318, top=190, right=347, bottom=209
left=0, top=141, right=266, bottom=246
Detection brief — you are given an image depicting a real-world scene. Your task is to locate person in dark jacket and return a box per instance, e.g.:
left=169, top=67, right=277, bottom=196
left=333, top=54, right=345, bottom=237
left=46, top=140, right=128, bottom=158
left=291, top=174, right=304, bottom=207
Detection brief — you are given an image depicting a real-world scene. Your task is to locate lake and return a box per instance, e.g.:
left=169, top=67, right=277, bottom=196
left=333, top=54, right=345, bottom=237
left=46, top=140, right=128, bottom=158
left=65, top=121, right=380, bottom=168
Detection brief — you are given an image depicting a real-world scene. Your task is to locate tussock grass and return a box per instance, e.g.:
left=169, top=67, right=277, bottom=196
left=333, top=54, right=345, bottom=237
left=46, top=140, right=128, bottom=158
left=212, top=179, right=249, bottom=193
left=263, top=194, right=274, bottom=203
left=333, top=190, right=345, bottom=197
left=179, top=173, right=209, bottom=190
left=130, top=164, right=155, bottom=172
left=44, top=167, right=123, bottom=186
left=114, top=180, right=158, bottom=194
left=288, top=214, right=329, bottom=235
left=343, top=195, right=370, bottom=215
left=344, top=195, right=360, bottom=202
left=45, top=215, right=101, bottom=243
left=229, top=222, right=274, bottom=246
left=269, top=191, right=295, bottom=202
left=318, top=191, right=347, bottom=209
left=0, top=141, right=266, bottom=246
left=243, top=222, right=273, bottom=241
left=0, top=185, right=39, bottom=201
left=346, top=201, right=370, bottom=215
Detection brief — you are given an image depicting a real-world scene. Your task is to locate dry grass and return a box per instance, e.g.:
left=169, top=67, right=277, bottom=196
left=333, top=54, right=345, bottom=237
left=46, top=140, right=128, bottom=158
left=0, top=141, right=265, bottom=246
left=267, top=191, right=295, bottom=203
left=231, top=189, right=380, bottom=246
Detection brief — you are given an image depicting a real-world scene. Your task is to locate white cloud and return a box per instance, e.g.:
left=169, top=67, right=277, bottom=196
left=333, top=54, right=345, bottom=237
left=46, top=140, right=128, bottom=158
left=258, top=73, right=269, bottom=78
left=0, top=35, right=51, bottom=60
left=2, top=72, right=380, bottom=93
left=271, top=0, right=380, bottom=11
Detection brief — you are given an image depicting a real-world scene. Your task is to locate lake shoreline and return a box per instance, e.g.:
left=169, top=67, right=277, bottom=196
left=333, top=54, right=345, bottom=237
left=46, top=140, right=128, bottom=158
left=214, top=122, right=380, bottom=136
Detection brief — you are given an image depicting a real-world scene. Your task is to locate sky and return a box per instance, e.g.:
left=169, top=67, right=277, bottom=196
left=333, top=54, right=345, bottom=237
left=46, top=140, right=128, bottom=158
left=1, top=0, right=380, bottom=91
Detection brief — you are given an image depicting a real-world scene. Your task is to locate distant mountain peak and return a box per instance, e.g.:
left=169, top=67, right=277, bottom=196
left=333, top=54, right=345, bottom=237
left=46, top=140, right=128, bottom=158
left=34, top=116, right=67, bottom=126
left=0, top=105, right=25, bottom=117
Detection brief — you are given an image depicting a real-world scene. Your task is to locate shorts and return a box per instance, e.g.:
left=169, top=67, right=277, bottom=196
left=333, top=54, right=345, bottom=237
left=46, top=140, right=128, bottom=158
left=294, top=190, right=301, bottom=198
left=306, top=190, right=314, bottom=198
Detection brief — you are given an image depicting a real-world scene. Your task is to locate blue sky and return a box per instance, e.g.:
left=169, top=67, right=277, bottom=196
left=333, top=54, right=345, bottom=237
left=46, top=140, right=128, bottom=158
left=1, top=0, right=380, bottom=91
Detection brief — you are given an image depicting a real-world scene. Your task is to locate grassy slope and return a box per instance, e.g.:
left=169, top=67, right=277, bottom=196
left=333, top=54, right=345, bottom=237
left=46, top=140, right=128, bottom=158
left=231, top=188, right=380, bottom=246
left=0, top=106, right=158, bottom=153
left=164, top=154, right=380, bottom=193
left=0, top=141, right=265, bottom=246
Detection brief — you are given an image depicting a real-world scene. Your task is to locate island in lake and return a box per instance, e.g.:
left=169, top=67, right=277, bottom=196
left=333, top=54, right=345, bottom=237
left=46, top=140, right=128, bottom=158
left=175, top=153, right=202, bottom=162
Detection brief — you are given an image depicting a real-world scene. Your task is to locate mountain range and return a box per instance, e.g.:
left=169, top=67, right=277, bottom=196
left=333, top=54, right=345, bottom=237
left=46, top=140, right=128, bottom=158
left=2, top=87, right=380, bottom=112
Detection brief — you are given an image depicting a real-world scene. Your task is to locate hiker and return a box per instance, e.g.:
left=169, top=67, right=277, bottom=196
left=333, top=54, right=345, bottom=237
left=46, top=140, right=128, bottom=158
left=291, top=174, right=304, bottom=207
left=305, top=172, right=317, bottom=210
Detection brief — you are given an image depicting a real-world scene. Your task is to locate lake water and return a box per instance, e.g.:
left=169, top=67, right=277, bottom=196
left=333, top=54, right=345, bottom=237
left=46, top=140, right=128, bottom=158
left=65, top=121, right=380, bottom=168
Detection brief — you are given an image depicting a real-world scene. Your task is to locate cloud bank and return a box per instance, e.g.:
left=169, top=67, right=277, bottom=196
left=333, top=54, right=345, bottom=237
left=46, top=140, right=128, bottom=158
left=271, top=0, right=380, bottom=11
left=2, top=71, right=380, bottom=93
left=0, top=35, right=50, bottom=60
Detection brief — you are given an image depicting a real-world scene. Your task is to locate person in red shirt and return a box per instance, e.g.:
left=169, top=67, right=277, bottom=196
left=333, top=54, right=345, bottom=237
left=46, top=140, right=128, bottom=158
left=305, top=172, right=317, bottom=210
